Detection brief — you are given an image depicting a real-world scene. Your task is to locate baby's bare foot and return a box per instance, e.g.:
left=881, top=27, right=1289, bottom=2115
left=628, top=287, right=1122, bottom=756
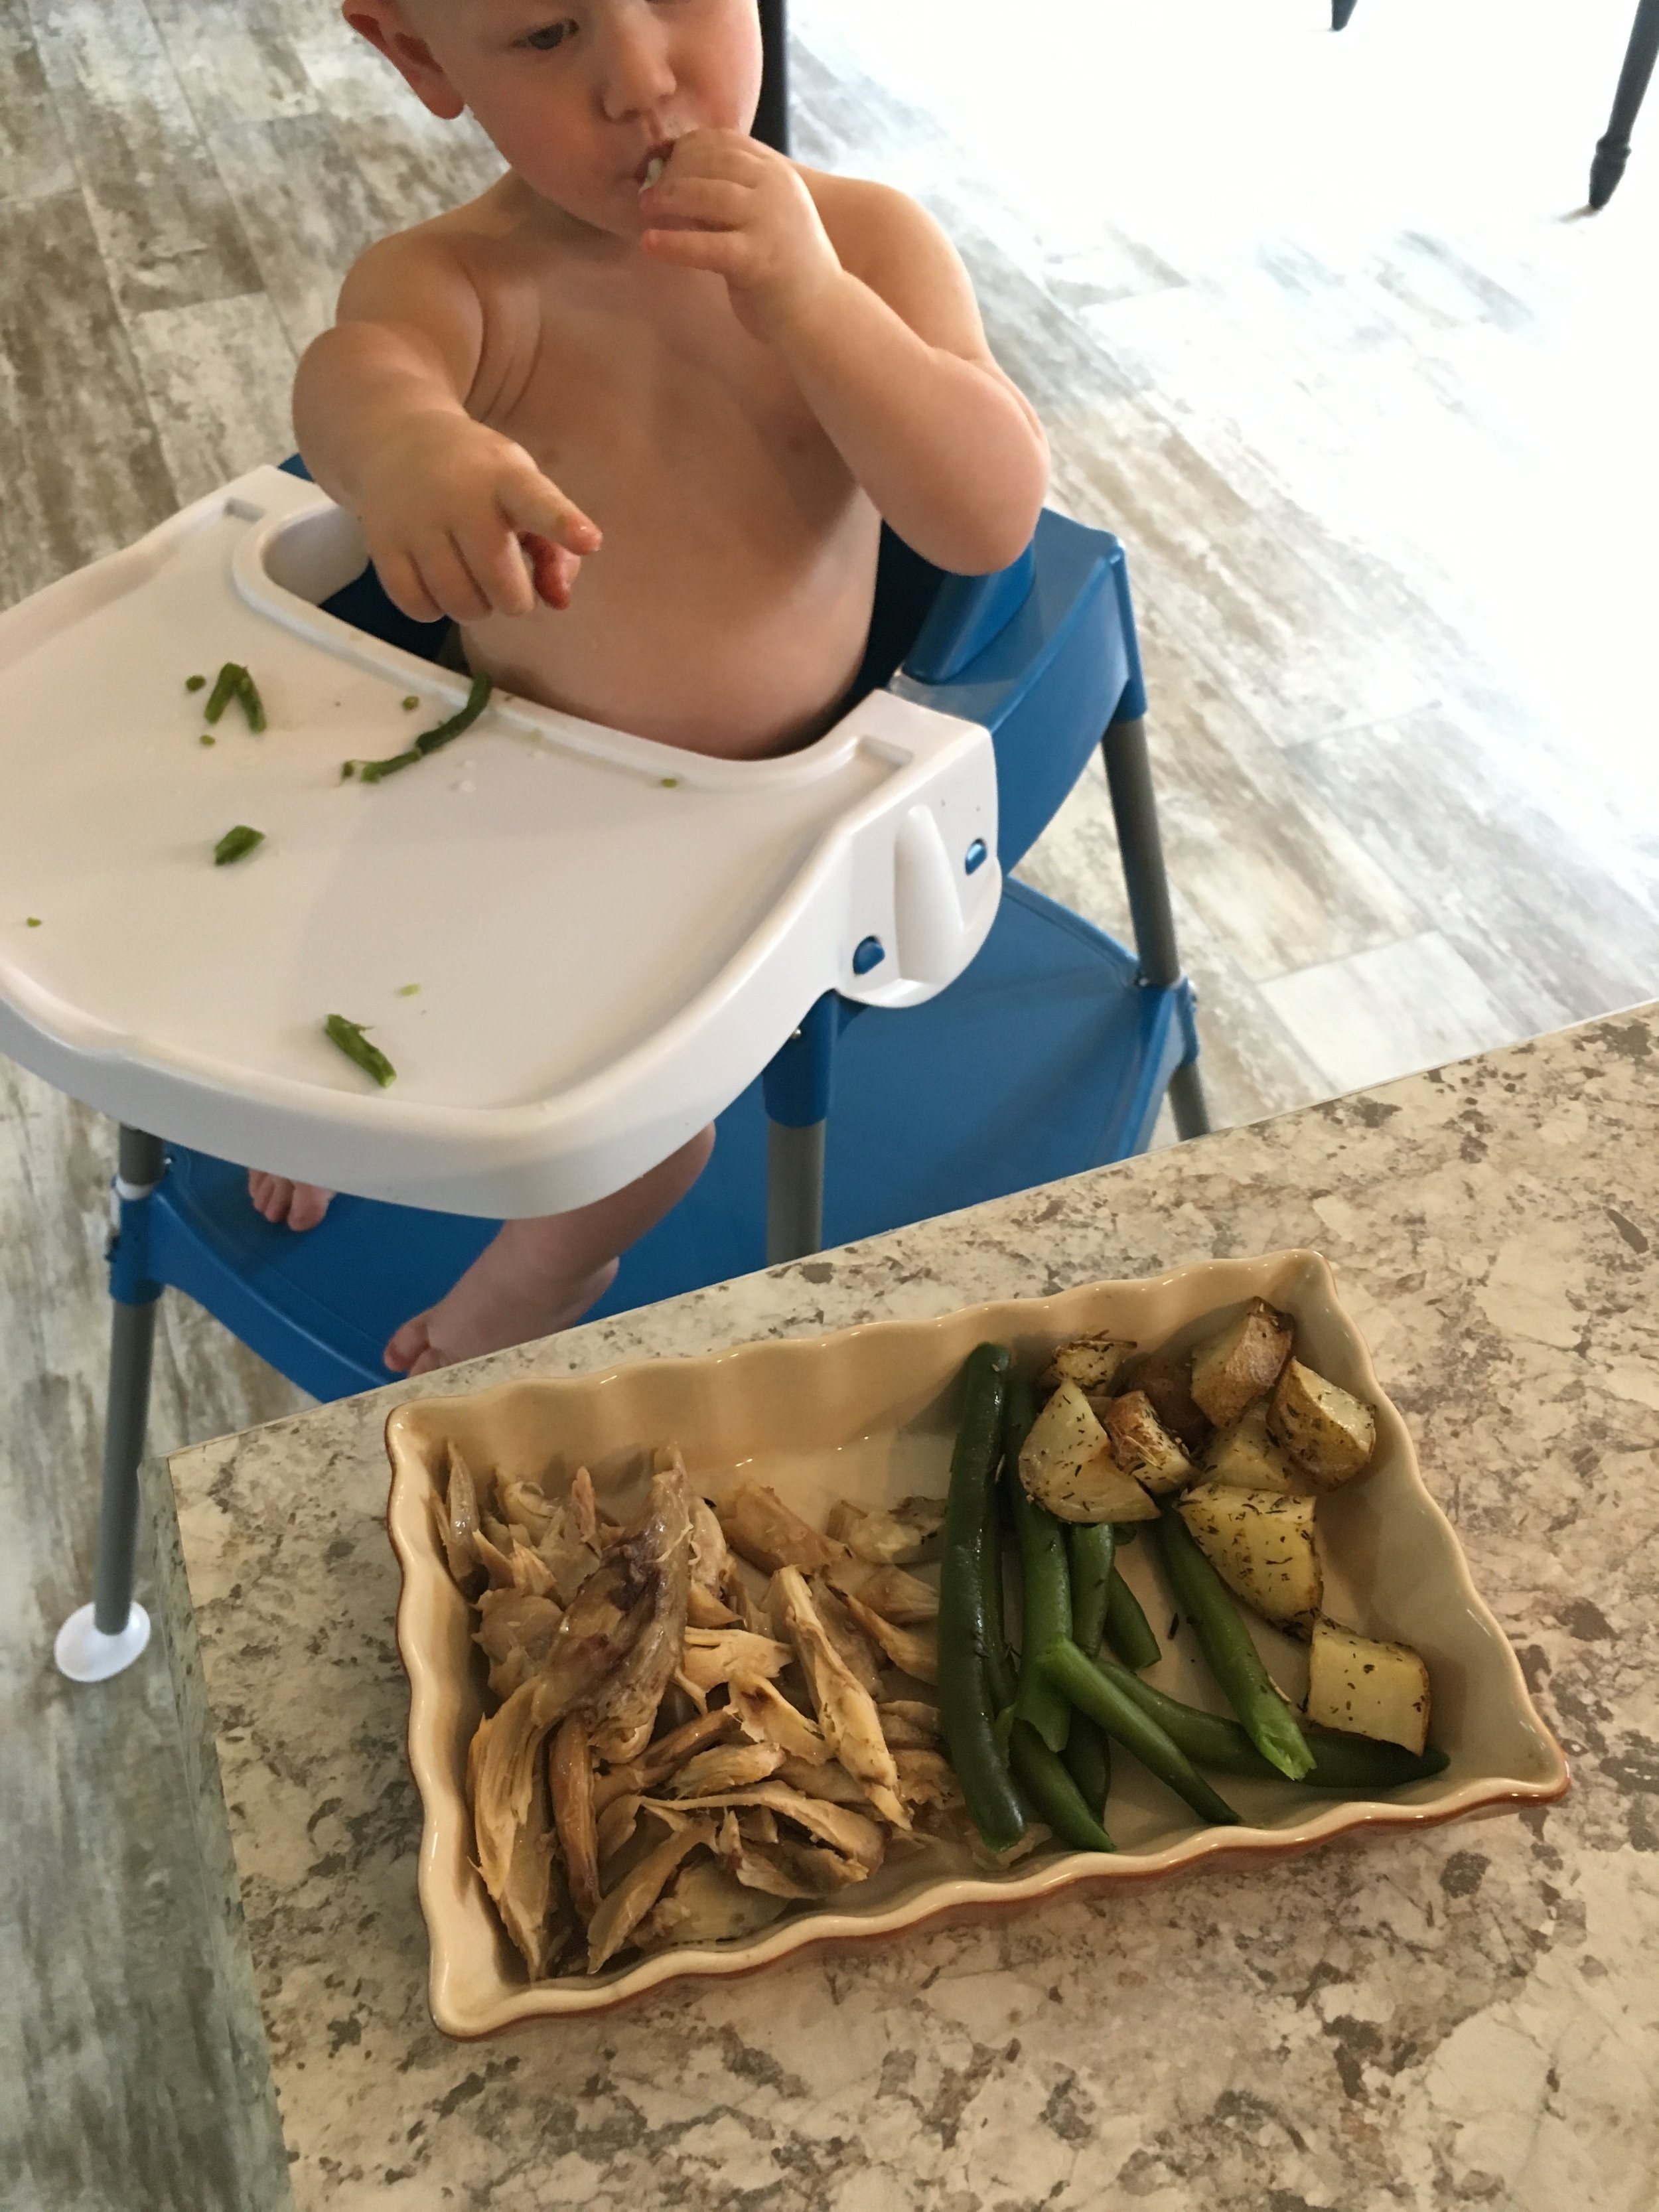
left=247, top=1172, right=336, bottom=1231
left=384, top=1227, right=619, bottom=1376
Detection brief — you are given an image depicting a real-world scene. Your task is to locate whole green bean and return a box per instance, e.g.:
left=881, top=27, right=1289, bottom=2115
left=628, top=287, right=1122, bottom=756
left=1090, top=1656, right=1450, bottom=1792
left=1009, top=1721, right=1116, bottom=1852
left=212, top=824, right=263, bottom=866
left=1060, top=1713, right=1112, bottom=1818
left=1004, top=1377, right=1072, bottom=1755
left=936, top=1344, right=1025, bottom=1853
left=324, top=1013, right=396, bottom=1088
left=979, top=1528, right=1018, bottom=1720
left=1155, top=1511, right=1313, bottom=1782
left=1068, top=1521, right=1116, bottom=1655
left=1041, top=1639, right=1242, bottom=1826
left=235, top=667, right=267, bottom=733
left=1103, top=1563, right=1161, bottom=1671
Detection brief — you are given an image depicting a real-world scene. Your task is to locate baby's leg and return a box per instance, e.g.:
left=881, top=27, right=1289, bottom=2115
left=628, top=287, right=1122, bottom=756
left=384, top=1125, right=716, bottom=1376
left=248, top=1173, right=336, bottom=1231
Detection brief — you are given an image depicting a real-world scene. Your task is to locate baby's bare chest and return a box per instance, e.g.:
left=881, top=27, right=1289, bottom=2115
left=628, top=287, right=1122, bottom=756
left=470, top=268, right=849, bottom=535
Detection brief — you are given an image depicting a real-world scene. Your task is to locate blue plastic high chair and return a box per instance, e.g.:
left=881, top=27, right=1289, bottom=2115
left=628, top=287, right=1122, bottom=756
left=40, top=13, right=1208, bottom=1680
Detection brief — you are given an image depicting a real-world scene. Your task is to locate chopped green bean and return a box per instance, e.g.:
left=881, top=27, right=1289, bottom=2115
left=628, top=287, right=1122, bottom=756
left=1060, top=1713, right=1112, bottom=1819
left=185, top=674, right=206, bottom=692
left=236, top=667, right=267, bottom=733
left=348, top=672, right=493, bottom=783
left=660, top=776, right=680, bottom=788
left=203, top=663, right=244, bottom=724
left=397, top=982, right=421, bottom=997
left=1041, top=1639, right=1242, bottom=1826
left=1088, top=1656, right=1450, bottom=1793
left=324, top=1014, right=396, bottom=1088
left=1009, top=1721, right=1116, bottom=1852
left=1004, top=1376, right=1072, bottom=1755
left=212, top=824, right=264, bottom=866
left=937, top=1343, right=1025, bottom=1853
left=1155, top=1511, right=1314, bottom=1782
left=25, top=917, right=41, bottom=927
left=402, top=695, right=419, bottom=710
left=1104, top=1560, right=1162, bottom=1671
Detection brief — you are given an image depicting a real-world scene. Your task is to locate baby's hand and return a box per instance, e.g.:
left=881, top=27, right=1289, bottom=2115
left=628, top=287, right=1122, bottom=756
left=356, top=415, right=601, bottom=625
left=638, top=132, right=842, bottom=342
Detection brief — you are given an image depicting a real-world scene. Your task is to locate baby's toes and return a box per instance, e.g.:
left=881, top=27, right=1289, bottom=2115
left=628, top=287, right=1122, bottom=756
left=384, top=1313, right=433, bottom=1374
left=287, top=1184, right=334, bottom=1232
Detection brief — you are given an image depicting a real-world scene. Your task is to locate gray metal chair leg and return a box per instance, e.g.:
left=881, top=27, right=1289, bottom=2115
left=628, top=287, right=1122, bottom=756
left=766, top=1119, right=826, bottom=1264
left=1590, top=0, right=1659, bottom=208
left=1101, top=715, right=1211, bottom=1142
left=55, top=1125, right=165, bottom=1682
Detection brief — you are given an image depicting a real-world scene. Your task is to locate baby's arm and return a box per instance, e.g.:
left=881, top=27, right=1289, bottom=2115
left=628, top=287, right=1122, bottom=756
left=641, top=144, right=1047, bottom=574
left=293, top=234, right=599, bottom=623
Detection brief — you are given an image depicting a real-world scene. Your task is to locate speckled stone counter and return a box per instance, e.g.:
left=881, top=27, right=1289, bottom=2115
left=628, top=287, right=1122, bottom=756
left=151, top=1011, right=1659, bottom=2212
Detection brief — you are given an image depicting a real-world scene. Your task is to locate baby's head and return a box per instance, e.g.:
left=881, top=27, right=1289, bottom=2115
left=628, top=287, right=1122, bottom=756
left=344, top=0, right=763, bottom=232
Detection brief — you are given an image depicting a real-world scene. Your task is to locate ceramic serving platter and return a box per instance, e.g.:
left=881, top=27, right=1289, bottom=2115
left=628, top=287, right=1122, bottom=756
left=384, top=1248, right=1568, bottom=2032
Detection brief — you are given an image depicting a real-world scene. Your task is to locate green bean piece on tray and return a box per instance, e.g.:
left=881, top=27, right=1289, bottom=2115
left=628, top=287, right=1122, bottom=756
left=346, top=672, right=493, bottom=783
left=1155, top=1509, right=1314, bottom=1782
left=1009, top=1720, right=1116, bottom=1852
left=937, top=1342, right=1025, bottom=1855
left=324, top=1014, right=397, bottom=1088
left=1092, top=1656, right=1450, bottom=1793
left=212, top=824, right=264, bottom=866
left=202, top=662, right=244, bottom=724
left=1004, top=1376, right=1073, bottom=1756
left=1041, top=1639, right=1242, bottom=1826
left=1103, top=1559, right=1162, bottom=1672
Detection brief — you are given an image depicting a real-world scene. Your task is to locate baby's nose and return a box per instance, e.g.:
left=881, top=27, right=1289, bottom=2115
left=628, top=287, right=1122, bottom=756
left=596, top=11, right=677, bottom=121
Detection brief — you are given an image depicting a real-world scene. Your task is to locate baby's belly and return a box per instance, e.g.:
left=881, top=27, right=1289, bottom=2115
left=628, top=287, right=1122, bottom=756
left=460, top=519, right=883, bottom=760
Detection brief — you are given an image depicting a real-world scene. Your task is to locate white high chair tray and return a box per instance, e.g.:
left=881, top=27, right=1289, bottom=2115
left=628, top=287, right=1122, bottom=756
left=0, top=467, right=999, bottom=1217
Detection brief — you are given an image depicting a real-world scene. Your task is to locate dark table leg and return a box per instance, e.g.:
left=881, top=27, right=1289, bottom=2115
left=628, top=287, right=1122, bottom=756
left=755, top=0, right=790, bottom=154
left=1332, top=0, right=1360, bottom=27
left=1591, top=0, right=1659, bottom=206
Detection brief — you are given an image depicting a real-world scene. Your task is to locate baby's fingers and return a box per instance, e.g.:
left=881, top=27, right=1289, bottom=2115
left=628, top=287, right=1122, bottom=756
left=413, top=538, right=494, bottom=624
left=638, top=176, right=752, bottom=232
left=520, top=533, right=582, bottom=611
left=498, top=471, right=601, bottom=557
left=374, top=549, right=445, bottom=626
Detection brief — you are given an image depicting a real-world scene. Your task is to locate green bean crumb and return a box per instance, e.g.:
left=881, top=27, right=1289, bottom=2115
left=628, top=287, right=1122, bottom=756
left=402, top=696, right=419, bottom=710
left=185, top=674, right=206, bottom=692
left=397, top=983, right=421, bottom=997
left=340, top=762, right=356, bottom=780
left=660, top=776, right=680, bottom=788
left=213, top=824, right=265, bottom=866
left=25, top=917, right=41, bottom=928
left=199, top=733, right=216, bottom=747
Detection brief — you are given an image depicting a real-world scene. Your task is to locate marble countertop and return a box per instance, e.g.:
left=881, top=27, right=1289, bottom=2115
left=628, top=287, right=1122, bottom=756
left=153, top=1011, right=1659, bottom=2212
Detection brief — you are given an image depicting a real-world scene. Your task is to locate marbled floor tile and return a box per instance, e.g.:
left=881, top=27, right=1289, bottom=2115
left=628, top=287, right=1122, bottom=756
left=127, top=291, right=299, bottom=504
left=0, top=188, right=177, bottom=609
left=27, top=0, right=263, bottom=317
left=203, top=111, right=398, bottom=355
left=0, top=0, right=71, bottom=205
left=1258, top=928, right=1521, bottom=1096
left=1289, top=705, right=1659, bottom=1035
left=146, top=0, right=315, bottom=131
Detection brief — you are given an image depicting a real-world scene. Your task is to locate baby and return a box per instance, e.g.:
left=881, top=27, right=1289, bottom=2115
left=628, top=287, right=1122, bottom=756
left=249, top=0, right=1048, bottom=1375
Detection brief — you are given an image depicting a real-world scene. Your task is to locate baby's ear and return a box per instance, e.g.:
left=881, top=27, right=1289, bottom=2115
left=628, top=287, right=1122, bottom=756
left=342, top=0, right=467, bottom=121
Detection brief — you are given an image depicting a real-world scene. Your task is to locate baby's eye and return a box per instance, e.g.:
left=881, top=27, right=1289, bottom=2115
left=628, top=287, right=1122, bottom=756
left=524, top=19, right=576, bottom=50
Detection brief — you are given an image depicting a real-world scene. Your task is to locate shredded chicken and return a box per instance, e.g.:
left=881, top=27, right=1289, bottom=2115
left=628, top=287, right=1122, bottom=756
left=771, top=1567, right=908, bottom=1828
left=841, top=1590, right=940, bottom=1684
left=679, top=1627, right=792, bottom=1698
left=807, top=1576, right=886, bottom=1699
left=587, top=1462, right=694, bottom=1761
left=879, top=1701, right=942, bottom=1749
left=826, top=1494, right=946, bottom=1566
left=727, top=1672, right=828, bottom=1762
left=775, top=1755, right=871, bottom=1806
left=633, top=1858, right=788, bottom=1947
left=439, top=1445, right=484, bottom=1586
left=647, top=1781, right=885, bottom=1871
left=550, top=1715, right=601, bottom=1925
left=715, top=1483, right=847, bottom=1574
left=636, top=1706, right=741, bottom=1788
left=837, top=1562, right=938, bottom=1623
left=587, top=1818, right=715, bottom=1973
left=664, top=1741, right=787, bottom=1797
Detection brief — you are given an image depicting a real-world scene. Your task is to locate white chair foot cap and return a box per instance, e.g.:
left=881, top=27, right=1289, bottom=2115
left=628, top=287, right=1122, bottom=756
left=54, top=1601, right=151, bottom=1682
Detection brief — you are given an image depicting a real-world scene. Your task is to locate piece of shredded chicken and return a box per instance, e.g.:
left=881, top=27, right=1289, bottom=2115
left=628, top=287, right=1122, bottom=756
left=715, top=1483, right=847, bottom=1574
left=727, top=1672, right=828, bottom=1763
left=664, top=1741, right=787, bottom=1797
left=678, top=1627, right=792, bottom=1700
left=841, top=1590, right=939, bottom=1684
left=826, top=1494, right=947, bottom=1566
left=835, top=1562, right=939, bottom=1623
left=770, top=1567, right=908, bottom=1828
left=587, top=1818, right=716, bottom=1973
left=807, top=1576, right=886, bottom=1698
left=879, top=1700, right=942, bottom=1749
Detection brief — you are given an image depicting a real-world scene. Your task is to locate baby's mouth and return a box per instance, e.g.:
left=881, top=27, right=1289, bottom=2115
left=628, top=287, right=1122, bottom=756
left=634, top=141, right=674, bottom=188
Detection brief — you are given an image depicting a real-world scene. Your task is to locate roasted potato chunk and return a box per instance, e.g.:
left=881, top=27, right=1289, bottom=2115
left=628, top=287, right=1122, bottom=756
left=1177, top=1483, right=1322, bottom=1635
left=1267, top=1361, right=1377, bottom=1489
left=1118, top=1349, right=1212, bottom=1453
left=1102, top=1390, right=1198, bottom=1500
left=1039, top=1331, right=1135, bottom=1399
left=1305, top=1617, right=1430, bottom=1754
left=1189, top=1298, right=1294, bottom=1428
left=1201, top=1402, right=1306, bottom=1495
left=1017, top=1379, right=1159, bottom=1524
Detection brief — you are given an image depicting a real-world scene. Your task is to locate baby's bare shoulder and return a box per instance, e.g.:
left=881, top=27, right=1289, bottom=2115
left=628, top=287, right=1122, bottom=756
left=799, top=169, right=992, bottom=357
